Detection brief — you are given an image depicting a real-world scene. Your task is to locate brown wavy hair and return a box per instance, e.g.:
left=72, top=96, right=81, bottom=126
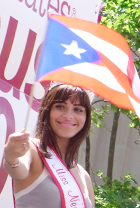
left=35, top=84, right=91, bottom=169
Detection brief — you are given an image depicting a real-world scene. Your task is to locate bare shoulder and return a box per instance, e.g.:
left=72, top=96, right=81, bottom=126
left=77, top=164, right=95, bottom=208
left=77, top=164, right=91, bottom=182
left=29, top=137, right=40, bottom=148
left=29, top=138, right=42, bottom=165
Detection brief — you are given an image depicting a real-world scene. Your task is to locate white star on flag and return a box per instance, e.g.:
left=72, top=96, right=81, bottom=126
left=61, top=40, right=86, bottom=59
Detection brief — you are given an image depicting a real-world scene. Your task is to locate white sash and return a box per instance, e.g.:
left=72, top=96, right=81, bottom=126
left=34, top=143, right=87, bottom=208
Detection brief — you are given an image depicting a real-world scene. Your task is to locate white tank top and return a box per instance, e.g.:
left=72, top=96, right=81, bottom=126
left=15, top=167, right=92, bottom=208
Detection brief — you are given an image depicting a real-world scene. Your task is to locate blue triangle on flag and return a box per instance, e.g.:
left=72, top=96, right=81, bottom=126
left=37, top=18, right=102, bottom=80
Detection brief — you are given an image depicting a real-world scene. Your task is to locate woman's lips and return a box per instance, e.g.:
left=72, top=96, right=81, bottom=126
left=57, top=121, right=76, bottom=128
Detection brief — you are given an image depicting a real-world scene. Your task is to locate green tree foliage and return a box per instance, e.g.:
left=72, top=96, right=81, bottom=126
left=101, top=0, right=140, bottom=73
left=91, top=103, right=109, bottom=128
left=94, top=171, right=140, bottom=207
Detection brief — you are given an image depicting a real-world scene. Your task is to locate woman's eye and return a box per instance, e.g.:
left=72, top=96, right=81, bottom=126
left=74, top=107, right=84, bottom=113
left=55, top=105, right=64, bottom=109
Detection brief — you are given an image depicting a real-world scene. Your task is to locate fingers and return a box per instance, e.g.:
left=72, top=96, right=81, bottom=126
left=4, top=130, right=31, bottom=160
left=10, top=130, right=30, bottom=147
left=8, top=131, right=30, bottom=147
left=11, top=131, right=30, bottom=140
left=22, top=143, right=28, bottom=150
left=21, top=128, right=25, bottom=133
left=21, top=128, right=26, bottom=133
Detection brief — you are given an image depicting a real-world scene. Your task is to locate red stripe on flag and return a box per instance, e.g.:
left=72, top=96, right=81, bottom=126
left=99, top=53, right=140, bottom=103
left=39, top=69, right=135, bottom=111
left=127, top=50, right=135, bottom=86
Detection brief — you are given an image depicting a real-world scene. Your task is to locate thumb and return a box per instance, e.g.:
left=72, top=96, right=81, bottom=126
left=21, top=128, right=26, bottom=133
left=21, top=129, right=30, bottom=135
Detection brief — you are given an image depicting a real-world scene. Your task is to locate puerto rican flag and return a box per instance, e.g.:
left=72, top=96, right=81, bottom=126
left=36, top=15, right=140, bottom=118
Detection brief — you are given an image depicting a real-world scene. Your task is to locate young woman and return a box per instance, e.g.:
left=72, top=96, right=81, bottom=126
left=3, top=83, right=95, bottom=208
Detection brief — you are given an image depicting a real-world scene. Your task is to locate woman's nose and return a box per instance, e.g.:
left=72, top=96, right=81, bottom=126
left=62, top=110, right=74, bottom=119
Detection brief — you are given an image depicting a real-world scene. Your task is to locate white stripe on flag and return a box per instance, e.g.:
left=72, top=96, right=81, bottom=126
left=70, top=28, right=129, bottom=75
left=64, top=62, right=126, bottom=93
left=128, top=95, right=140, bottom=118
left=132, top=66, right=140, bottom=100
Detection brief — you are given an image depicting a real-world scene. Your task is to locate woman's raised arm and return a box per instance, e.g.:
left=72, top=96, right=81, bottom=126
left=3, top=130, right=32, bottom=180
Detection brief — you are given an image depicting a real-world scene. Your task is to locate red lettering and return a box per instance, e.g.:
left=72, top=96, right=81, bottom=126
left=0, top=16, right=18, bottom=88
left=0, top=16, right=37, bottom=101
left=61, top=177, right=66, bottom=180
left=59, top=174, right=65, bottom=178
left=61, top=1, right=71, bottom=16
left=25, top=0, right=37, bottom=12
left=63, top=181, right=68, bottom=185
left=70, top=203, right=77, bottom=207
left=0, top=96, right=15, bottom=194
left=14, top=29, right=36, bottom=90
left=52, top=164, right=57, bottom=169
left=34, top=42, right=51, bottom=90
left=39, top=0, right=46, bottom=17
left=47, top=0, right=59, bottom=14
left=57, top=171, right=66, bottom=175
left=56, top=168, right=64, bottom=172
left=18, top=0, right=73, bottom=18
left=51, top=165, right=68, bottom=184
left=0, top=79, right=12, bottom=93
left=24, top=86, right=50, bottom=112
left=13, top=88, right=20, bottom=100
left=68, top=190, right=80, bottom=202
left=61, top=177, right=68, bottom=184
left=24, top=83, right=41, bottom=111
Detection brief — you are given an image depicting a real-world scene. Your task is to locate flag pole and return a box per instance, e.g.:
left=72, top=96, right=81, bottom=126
left=24, top=78, right=36, bottom=131
left=23, top=11, right=52, bottom=131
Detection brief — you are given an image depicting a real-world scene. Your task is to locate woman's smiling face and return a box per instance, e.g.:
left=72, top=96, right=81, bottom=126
left=49, top=98, right=86, bottom=140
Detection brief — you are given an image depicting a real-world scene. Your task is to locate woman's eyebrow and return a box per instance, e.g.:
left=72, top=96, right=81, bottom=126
left=55, top=102, right=84, bottom=107
left=55, top=101, right=66, bottom=104
left=73, top=104, right=84, bottom=107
